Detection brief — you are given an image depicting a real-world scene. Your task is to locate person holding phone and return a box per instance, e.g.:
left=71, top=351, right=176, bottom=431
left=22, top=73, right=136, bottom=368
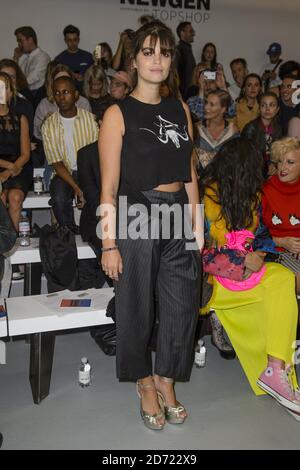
left=0, top=72, right=31, bottom=230
left=93, top=42, right=113, bottom=70
left=99, top=21, right=203, bottom=430
left=187, top=66, right=236, bottom=122
left=111, top=29, right=135, bottom=72
left=201, top=42, right=223, bottom=72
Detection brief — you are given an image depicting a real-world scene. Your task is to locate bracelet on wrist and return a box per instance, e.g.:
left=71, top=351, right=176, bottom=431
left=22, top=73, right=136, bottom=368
left=101, top=245, right=119, bottom=253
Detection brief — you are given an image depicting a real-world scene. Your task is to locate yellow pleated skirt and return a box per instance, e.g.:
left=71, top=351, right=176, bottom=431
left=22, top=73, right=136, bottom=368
left=209, top=263, right=298, bottom=395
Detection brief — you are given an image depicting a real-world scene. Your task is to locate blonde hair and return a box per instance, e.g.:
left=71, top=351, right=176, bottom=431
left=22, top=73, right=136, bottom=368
left=271, top=137, right=300, bottom=162
left=83, top=65, right=108, bottom=99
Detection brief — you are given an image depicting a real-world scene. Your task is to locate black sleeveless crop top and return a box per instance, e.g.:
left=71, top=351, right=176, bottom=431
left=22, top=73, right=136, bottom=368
left=117, top=96, right=193, bottom=191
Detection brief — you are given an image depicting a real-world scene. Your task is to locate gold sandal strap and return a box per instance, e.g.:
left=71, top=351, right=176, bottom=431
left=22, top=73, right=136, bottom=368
left=160, top=376, right=174, bottom=384
left=136, top=380, right=156, bottom=391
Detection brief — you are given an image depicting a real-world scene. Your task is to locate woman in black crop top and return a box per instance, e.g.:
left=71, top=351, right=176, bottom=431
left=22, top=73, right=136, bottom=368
left=0, top=72, right=31, bottom=230
left=99, top=22, right=203, bottom=431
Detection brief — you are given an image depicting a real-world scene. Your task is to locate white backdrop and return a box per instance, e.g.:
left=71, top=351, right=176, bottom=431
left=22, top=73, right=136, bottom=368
left=2, top=0, right=300, bottom=82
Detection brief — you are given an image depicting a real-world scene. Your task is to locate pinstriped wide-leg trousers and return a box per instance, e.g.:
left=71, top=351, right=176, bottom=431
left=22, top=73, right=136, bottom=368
left=115, top=188, right=201, bottom=382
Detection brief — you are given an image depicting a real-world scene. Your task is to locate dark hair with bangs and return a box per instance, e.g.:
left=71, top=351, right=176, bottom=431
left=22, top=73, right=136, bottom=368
left=131, top=21, right=176, bottom=90
left=131, top=21, right=175, bottom=60
left=202, top=138, right=263, bottom=231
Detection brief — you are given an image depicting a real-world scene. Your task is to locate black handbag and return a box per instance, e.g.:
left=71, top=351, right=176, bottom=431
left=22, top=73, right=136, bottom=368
left=0, top=199, right=17, bottom=255
left=0, top=199, right=17, bottom=283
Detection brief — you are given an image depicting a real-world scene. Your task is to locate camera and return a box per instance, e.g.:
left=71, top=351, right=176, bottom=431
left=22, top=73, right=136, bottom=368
left=203, top=70, right=216, bottom=80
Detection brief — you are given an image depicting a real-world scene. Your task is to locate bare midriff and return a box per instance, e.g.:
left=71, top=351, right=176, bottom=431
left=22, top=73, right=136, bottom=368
left=154, top=182, right=184, bottom=192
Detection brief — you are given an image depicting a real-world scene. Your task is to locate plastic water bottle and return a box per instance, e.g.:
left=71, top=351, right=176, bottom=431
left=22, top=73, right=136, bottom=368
left=194, top=339, right=206, bottom=368
left=19, top=211, right=30, bottom=247
left=78, top=357, right=91, bottom=387
left=33, top=176, right=44, bottom=194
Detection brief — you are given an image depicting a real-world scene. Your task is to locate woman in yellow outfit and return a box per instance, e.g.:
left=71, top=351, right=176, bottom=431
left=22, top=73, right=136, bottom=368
left=202, top=137, right=300, bottom=420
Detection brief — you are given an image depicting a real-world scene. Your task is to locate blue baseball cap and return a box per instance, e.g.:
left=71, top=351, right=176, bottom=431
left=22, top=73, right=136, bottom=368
left=267, top=43, right=282, bottom=55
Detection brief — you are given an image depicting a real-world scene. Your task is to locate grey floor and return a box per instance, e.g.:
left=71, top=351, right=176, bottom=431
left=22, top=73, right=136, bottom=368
left=2, top=210, right=300, bottom=450
left=1, top=329, right=300, bottom=450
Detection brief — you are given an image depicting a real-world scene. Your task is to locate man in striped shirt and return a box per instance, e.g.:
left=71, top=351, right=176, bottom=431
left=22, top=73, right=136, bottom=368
left=42, top=76, right=99, bottom=230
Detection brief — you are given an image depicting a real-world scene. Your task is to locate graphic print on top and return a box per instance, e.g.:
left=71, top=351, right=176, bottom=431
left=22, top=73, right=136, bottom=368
left=140, top=115, right=189, bottom=149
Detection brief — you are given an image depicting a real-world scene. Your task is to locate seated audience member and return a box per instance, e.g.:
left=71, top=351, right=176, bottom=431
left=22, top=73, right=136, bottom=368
left=34, top=63, right=91, bottom=141
left=107, top=70, right=132, bottom=100
left=185, top=62, right=206, bottom=100
left=201, top=42, right=223, bottom=72
left=187, top=68, right=235, bottom=122
left=279, top=60, right=300, bottom=82
left=228, top=58, right=248, bottom=101
left=267, top=60, right=300, bottom=98
left=13, top=26, right=50, bottom=95
left=93, top=42, right=113, bottom=71
left=194, top=89, right=239, bottom=174
left=262, top=138, right=300, bottom=294
left=0, top=58, right=32, bottom=104
left=0, top=72, right=31, bottom=230
left=0, top=59, right=34, bottom=137
left=242, top=92, right=282, bottom=178
left=278, top=75, right=300, bottom=135
left=34, top=63, right=91, bottom=178
left=195, top=89, right=239, bottom=359
left=77, top=97, right=116, bottom=271
left=235, top=74, right=262, bottom=132
left=111, top=29, right=135, bottom=72
left=77, top=101, right=116, bottom=354
left=55, top=25, right=93, bottom=92
left=41, top=76, right=98, bottom=230
left=32, top=60, right=59, bottom=110
left=202, top=138, right=300, bottom=420
left=261, top=42, right=283, bottom=91
left=83, top=65, right=115, bottom=121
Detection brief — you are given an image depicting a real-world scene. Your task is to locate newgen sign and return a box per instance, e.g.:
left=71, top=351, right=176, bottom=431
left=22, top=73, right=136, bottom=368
left=120, top=0, right=211, bottom=24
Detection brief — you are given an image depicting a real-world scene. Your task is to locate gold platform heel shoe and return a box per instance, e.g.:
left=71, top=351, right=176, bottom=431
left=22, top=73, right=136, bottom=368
left=136, top=380, right=165, bottom=431
left=157, top=377, right=187, bottom=425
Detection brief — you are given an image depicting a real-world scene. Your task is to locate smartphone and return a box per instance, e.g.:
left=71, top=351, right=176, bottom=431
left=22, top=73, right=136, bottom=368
left=95, top=44, right=102, bottom=60
left=203, top=70, right=216, bottom=80
left=0, top=81, right=6, bottom=105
